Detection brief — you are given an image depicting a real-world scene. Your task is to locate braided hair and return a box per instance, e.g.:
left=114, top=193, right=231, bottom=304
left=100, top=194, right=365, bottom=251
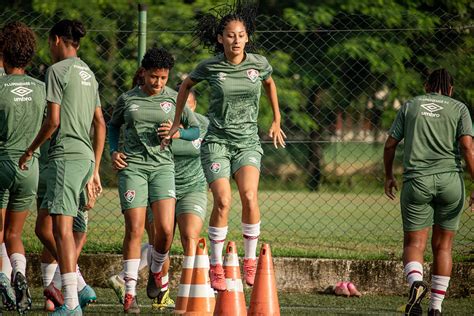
left=194, top=0, right=258, bottom=54
left=425, top=68, right=453, bottom=96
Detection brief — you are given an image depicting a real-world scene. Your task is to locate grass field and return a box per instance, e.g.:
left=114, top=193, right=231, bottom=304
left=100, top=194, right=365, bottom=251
left=7, top=287, right=473, bottom=315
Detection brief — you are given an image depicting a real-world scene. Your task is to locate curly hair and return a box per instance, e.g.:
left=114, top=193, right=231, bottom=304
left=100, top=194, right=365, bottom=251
left=141, top=47, right=175, bottom=70
left=194, top=0, right=258, bottom=54
left=50, top=19, right=86, bottom=48
left=131, top=67, right=145, bottom=88
left=1, top=21, right=36, bottom=68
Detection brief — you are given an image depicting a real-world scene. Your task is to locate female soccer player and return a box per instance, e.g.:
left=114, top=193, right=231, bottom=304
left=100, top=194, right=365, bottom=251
left=19, top=19, right=105, bottom=315
left=384, top=69, right=473, bottom=316
left=162, top=3, right=286, bottom=290
left=0, top=21, right=44, bottom=314
left=108, top=47, right=199, bottom=313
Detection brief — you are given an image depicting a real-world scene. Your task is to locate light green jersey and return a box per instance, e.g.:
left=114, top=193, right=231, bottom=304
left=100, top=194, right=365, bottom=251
left=389, top=93, right=473, bottom=179
left=45, top=57, right=101, bottom=161
left=172, top=113, right=209, bottom=195
left=0, top=74, right=46, bottom=160
left=189, top=53, right=273, bottom=145
left=110, top=86, right=199, bottom=166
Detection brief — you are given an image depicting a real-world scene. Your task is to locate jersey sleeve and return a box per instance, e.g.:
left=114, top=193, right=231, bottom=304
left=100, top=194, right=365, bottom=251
left=456, top=104, right=473, bottom=138
left=259, top=56, right=273, bottom=80
left=181, top=106, right=199, bottom=129
left=189, top=60, right=210, bottom=83
left=109, top=94, right=126, bottom=127
left=389, top=102, right=407, bottom=141
left=45, top=65, right=65, bottom=105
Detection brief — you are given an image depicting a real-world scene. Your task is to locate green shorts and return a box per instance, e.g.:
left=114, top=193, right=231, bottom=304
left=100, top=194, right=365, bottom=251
left=0, top=158, right=38, bottom=210
left=118, top=162, right=175, bottom=212
left=38, top=163, right=88, bottom=232
left=41, top=159, right=94, bottom=217
left=146, top=191, right=207, bottom=223
left=401, top=172, right=465, bottom=232
left=201, top=142, right=263, bottom=184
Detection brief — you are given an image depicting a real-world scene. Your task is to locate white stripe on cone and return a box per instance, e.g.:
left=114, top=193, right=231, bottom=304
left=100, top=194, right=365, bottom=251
left=223, top=253, right=239, bottom=266
left=193, top=255, right=210, bottom=269
left=178, top=284, right=215, bottom=298
left=225, top=278, right=244, bottom=292
left=182, top=256, right=195, bottom=269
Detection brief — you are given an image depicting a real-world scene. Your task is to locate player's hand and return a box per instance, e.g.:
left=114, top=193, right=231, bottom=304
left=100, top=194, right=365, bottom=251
left=470, top=191, right=474, bottom=212
left=111, top=151, right=128, bottom=170
left=19, top=149, right=33, bottom=170
left=269, top=121, right=286, bottom=148
left=161, top=124, right=180, bottom=150
left=157, top=120, right=180, bottom=139
left=84, top=172, right=102, bottom=210
left=384, top=176, right=398, bottom=200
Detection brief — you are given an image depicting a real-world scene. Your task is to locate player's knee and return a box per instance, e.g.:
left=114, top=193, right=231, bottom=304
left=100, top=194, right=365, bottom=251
left=126, top=224, right=144, bottom=241
left=241, top=190, right=258, bottom=208
left=181, top=235, right=198, bottom=251
left=214, top=195, right=231, bottom=213
left=52, top=225, right=72, bottom=241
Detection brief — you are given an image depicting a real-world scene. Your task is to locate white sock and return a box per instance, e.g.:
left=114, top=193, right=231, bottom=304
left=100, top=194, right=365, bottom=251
left=208, top=226, right=228, bottom=265
left=118, top=271, right=125, bottom=282
left=161, top=274, right=169, bottom=292
left=123, top=259, right=140, bottom=296
left=150, top=250, right=168, bottom=273
left=10, top=253, right=27, bottom=280
left=429, top=275, right=450, bottom=312
left=1, top=244, right=12, bottom=281
left=41, top=263, right=58, bottom=288
left=242, top=222, right=260, bottom=259
left=404, top=261, right=423, bottom=286
left=146, top=244, right=153, bottom=268
left=76, top=265, right=87, bottom=292
left=53, top=266, right=62, bottom=289
left=138, top=243, right=150, bottom=271
left=62, top=272, right=79, bottom=310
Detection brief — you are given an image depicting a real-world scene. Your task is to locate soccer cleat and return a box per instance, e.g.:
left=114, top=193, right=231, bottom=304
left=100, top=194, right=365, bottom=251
left=428, top=309, right=442, bottom=316
left=106, top=275, right=125, bottom=304
left=0, top=272, right=16, bottom=311
left=78, top=284, right=97, bottom=308
left=209, top=263, right=226, bottom=291
left=13, top=271, right=32, bottom=314
left=50, top=304, right=82, bottom=315
left=347, top=282, right=362, bottom=297
left=152, top=289, right=175, bottom=310
left=44, top=282, right=64, bottom=308
left=44, top=298, right=56, bottom=312
left=123, top=293, right=140, bottom=314
left=334, top=281, right=350, bottom=297
left=402, top=280, right=429, bottom=316
left=146, top=269, right=160, bottom=299
left=243, top=258, right=257, bottom=286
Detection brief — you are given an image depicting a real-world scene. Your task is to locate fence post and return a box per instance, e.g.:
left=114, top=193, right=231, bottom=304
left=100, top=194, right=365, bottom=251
left=137, top=3, right=147, bottom=67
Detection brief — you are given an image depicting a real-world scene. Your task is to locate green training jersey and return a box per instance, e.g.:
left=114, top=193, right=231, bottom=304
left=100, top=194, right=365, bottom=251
left=110, top=86, right=199, bottom=166
left=45, top=57, right=101, bottom=161
left=172, top=113, right=209, bottom=195
left=389, top=92, right=473, bottom=179
left=189, top=53, right=273, bottom=145
left=0, top=74, right=46, bottom=160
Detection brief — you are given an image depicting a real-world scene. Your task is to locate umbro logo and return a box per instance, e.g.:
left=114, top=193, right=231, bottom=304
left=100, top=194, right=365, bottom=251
left=421, top=103, right=443, bottom=113
left=11, top=87, right=33, bottom=97
left=79, top=70, right=91, bottom=81
left=129, top=104, right=139, bottom=112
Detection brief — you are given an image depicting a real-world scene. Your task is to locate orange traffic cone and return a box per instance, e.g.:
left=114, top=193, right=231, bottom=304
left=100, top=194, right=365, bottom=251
left=175, top=238, right=197, bottom=314
left=214, top=241, right=247, bottom=316
left=185, top=238, right=215, bottom=316
left=248, top=244, right=280, bottom=316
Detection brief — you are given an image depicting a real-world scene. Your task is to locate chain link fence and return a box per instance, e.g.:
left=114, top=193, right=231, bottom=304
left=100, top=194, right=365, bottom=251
left=3, top=6, right=472, bottom=259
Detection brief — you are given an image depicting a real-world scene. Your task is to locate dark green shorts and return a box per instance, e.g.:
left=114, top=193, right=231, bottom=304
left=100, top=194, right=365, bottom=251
left=41, top=159, right=94, bottom=217
left=0, top=158, right=38, bottom=210
left=201, top=142, right=263, bottom=184
left=118, top=162, right=175, bottom=212
left=38, top=163, right=88, bottom=232
left=146, top=191, right=207, bottom=223
left=401, top=172, right=465, bottom=231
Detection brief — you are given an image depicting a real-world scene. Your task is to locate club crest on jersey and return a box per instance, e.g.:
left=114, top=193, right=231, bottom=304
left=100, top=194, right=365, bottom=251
left=160, top=101, right=173, bottom=113
left=192, top=138, right=202, bottom=149
left=124, top=190, right=136, bottom=203
left=247, top=69, right=259, bottom=82
left=210, top=162, right=221, bottom=173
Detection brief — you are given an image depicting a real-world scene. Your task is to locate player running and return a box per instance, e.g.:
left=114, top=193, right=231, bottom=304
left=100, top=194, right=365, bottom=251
left=384, top=68, right=474, bottom=316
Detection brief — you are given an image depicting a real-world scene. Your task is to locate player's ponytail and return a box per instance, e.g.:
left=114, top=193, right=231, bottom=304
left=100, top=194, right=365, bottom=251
left=425, top=68, right=453, bottom=97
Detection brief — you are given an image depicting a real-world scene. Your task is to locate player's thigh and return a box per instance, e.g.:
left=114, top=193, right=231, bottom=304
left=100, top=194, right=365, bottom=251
left=201, top=142, right=231, bottom=185
left=118, top=163, right=149, bottom=211
left=400, top=176, right=435, bottom=232
left=433, top=172, right=465, bottom=231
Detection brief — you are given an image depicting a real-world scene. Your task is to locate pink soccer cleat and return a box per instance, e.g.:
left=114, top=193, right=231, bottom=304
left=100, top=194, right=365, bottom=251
left=334, top=281, right=350, bottom=297
left=243, top=258, right=257, bottom=286
left=209, top=264, right=226, bottom=291
left=347, top=282, right=362, bottom=297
